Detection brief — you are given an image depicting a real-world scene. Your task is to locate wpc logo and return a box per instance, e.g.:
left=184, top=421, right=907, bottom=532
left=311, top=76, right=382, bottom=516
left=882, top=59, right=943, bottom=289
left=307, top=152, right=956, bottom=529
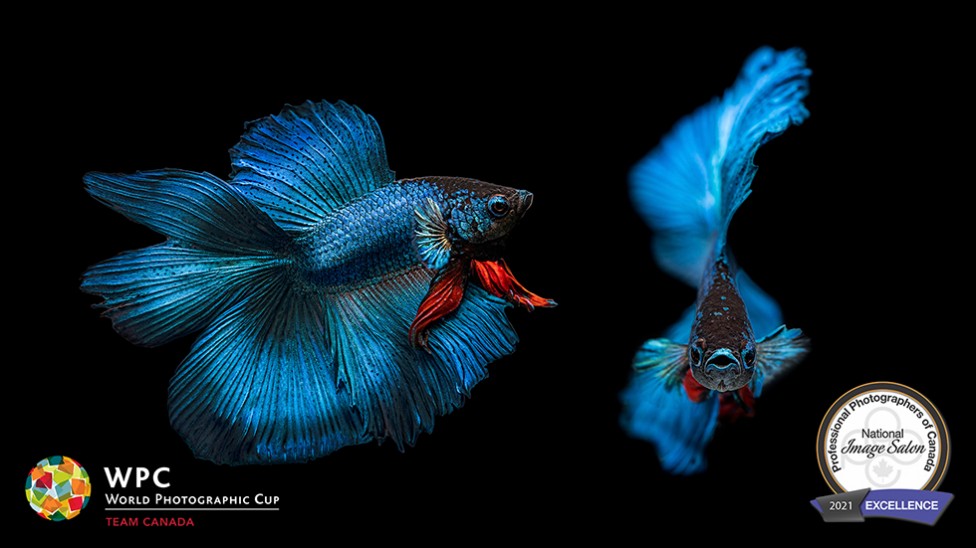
left=25, top=456, right=91, bottom=521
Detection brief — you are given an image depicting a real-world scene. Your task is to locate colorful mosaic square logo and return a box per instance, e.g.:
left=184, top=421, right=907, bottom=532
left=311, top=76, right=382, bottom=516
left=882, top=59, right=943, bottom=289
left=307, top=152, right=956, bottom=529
left=26, top=456, right=91, bottom=521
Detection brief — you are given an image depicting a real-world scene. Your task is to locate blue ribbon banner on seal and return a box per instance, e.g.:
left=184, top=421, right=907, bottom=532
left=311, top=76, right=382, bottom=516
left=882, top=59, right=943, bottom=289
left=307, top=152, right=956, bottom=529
left=811, top=489, right=953, bottom=525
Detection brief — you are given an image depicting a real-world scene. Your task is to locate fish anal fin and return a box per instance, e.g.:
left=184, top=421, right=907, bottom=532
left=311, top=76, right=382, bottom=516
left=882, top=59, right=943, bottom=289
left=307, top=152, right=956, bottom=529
left=409, top=260, right=469, bottom=349
left=168, top=273, right=364, bottom=465
left=326, top=268, right=516, bottom=449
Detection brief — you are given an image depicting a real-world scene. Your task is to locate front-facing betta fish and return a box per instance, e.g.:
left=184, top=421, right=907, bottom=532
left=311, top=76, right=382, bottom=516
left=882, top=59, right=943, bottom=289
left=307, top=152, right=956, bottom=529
left=81, top=101, right=555, bottom=465
left=621, top=48, right=811, bottom=474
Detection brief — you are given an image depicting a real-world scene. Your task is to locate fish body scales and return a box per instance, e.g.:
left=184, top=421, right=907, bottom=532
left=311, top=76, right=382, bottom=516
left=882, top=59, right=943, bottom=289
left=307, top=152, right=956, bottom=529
left=298, top=181, right=440, bottom=289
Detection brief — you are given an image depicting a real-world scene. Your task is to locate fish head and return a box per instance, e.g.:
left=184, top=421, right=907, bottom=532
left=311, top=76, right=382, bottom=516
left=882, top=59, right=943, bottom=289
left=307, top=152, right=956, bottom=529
left=688, top=336, right=756, bottom=392
left=407, top=177, right=553, bottom=346
left=437, top=179, right=534, bottom=248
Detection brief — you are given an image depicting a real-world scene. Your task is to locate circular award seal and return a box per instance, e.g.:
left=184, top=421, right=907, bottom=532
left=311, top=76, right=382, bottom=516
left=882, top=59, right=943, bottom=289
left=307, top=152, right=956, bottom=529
left=817, top=382, right=949, bottom=492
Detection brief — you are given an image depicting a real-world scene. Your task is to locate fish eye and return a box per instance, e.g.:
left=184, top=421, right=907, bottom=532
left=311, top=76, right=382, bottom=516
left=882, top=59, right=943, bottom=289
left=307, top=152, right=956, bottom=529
left=743, top=347, right=756, bottom=365
left=689, top=345, right=703, bottom=365
left=488, top=195, right=510, bottom=218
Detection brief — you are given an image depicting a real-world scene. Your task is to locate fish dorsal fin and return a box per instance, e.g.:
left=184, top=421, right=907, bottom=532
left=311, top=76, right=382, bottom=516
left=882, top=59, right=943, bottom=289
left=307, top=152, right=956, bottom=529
left=228, top=100, right=395, bottom=231
left=716, top=47, right=810, bottom=235
left=414, top=198, right=452, bottom=270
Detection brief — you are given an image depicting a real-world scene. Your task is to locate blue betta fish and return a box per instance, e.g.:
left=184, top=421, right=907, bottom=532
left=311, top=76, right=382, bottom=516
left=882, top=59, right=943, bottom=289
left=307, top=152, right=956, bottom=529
left=620, top=48, right=811, bottom=474
left=82, top=100, right=555, bottom=465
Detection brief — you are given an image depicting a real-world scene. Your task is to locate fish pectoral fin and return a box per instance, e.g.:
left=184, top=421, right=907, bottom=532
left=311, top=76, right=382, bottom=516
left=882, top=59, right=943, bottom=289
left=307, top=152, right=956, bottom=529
left=633, top=338, right=688, bottom=388
left=409, top=259, right=470, bottom=350
left=755, top=325, right=810, bottom=392
left=470, top=259, right=556, bottom=311
left=749, top=368, right=766, bottom=398
left=414, top=198, right=452, bottom=269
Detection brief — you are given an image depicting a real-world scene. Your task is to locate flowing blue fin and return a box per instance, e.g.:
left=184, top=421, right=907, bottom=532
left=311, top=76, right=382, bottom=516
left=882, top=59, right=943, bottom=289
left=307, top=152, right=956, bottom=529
left=84, top=170, right=289, bottom=253
left=82, top=168, right=362, bottom=464
left=621, top=371, right=718, bottom=475
left=228, top=100, right=395, bottom=231
left=630, top=47, right=810, bottom=285
left=718, top=48, right=811, bottom=232
left=631, top=100, right=722, bottom=285
left=81, top=170, right=290, bottom=346
left=82, top=244, right=282, bottom=347
left=753, top=325, right=809, bottom=396
left=633, top=338, right=687, bottom=388
left=326, top=267, right=517, bottom=449
left=169, top=284, right=366, bottom=464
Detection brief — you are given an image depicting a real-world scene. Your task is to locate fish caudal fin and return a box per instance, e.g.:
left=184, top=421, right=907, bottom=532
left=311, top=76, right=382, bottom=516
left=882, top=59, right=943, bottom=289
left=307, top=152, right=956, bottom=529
left=81, top=244, right=282, bottom=347
left=621, top=368, right=718, bottom=475
left=630, top=47, right=810, bottom=285
left=81, top=169, right=366, bottom=464
left=81, top=171, right=290, bottom=346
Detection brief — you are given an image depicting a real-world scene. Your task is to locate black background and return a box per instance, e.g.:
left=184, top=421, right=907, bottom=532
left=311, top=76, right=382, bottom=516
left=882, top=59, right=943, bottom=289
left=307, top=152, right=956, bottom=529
left=9, top=22, right=966, bottom=537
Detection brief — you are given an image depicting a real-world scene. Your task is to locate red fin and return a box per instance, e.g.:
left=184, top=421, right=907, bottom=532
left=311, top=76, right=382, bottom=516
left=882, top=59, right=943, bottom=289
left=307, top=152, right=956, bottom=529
left=409, top=260, right=469, bottom=350
left=682, top=370, right=710, bottom=402
left=719, top=387, right=756, bottom=423
left=470, top=259, right=556, bottom=311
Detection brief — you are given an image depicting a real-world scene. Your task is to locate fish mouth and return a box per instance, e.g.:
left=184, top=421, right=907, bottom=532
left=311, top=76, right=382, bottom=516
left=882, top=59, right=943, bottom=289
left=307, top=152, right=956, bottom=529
left=692, top=348, right=752, bottom=392
left=517, top=190, right=534, bottom=214
left=705, top=348, right=739, bottom=372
